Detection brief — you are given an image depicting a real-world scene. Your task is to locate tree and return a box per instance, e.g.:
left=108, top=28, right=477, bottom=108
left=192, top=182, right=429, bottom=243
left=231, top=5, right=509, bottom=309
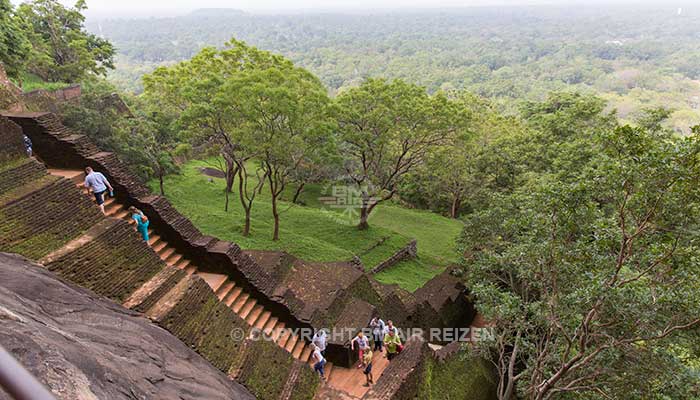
left=335, top=78, right=470, bottom=229
left=289, top=149, right=342, bottom=205
left=420, top=137, right=474, bottom=219
left=143, top=40, right=332, bottom=239
left=0, top=0, right=30, bottom=80
left=212, top=52, right=333, bottom=240
left=60, top=78, right=186, bottom=191
left=16, top=0, right=114, bottom=82
left=460, top=118, right=700, bottom=399
left=408, top=93, right=525, bottom=218
left=119, top=103, right=189, bottom=196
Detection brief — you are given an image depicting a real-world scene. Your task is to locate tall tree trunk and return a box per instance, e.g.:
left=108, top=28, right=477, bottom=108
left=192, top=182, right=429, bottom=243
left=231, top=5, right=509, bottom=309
left=292, top=182, right=305, bottom=204
left=271, top=194, right=280, bottom=241
left=243, top=210, right=251, bottom=236
left=267, top=167, right=282, bottom=241
left=238, top=166, right=252, bottom=237
left=450, top=195, right=461, bottom=219
left=358, top=201, right=370, bottom=230
left=257, top=170, right=268, bottom=195
left=225, top=161, right=236, bottom=193
left=224, top=164, right=239, bottom=212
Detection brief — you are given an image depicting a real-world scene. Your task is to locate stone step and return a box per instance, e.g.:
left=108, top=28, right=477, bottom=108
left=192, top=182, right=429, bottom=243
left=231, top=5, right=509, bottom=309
left=245, top=304, right=264, bottom=325
left=292, top=338, right=306, bottom=359
left=152, top=241, right=168, bottom=253
left=148, top=234, right=161, bottom=247
left=275, top=324, right=292, bottom=347
left=231, top=292, right=250, bottom=313
left=283, top=332, right=299, bottom=352
left=255, top=311, right=272, bottom=330
left=216, top=281, right=235, bottom=300
left=299, top=344, right=314, bottom=363
left=46, top=168, right=83, bottom=185
left=115, top=210, right=129, bottom=220
left=184, top=265, right=197, bottom=275
left=158, top=247, right=176, bottom=261
left=165, top=252, right=183, bottom=267
left=105, top=203, right=123, bottom=217
left=198, top=272, right=228, bottom=293
left=263, top=316, right=278, bottom=336
left=239, top=298, right=257, bottom=320
left=224, top=287, right=243, bottom=307
left=272, top=322, right=287, bottom=342
left=103, top=197, right=116, bottom=208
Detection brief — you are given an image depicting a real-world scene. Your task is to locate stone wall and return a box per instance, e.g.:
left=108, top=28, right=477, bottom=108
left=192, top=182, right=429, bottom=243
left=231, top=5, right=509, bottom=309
left=371, top=239, right=418, bottom=274
left=0, top=158, right=46, bottom=194
left=0, top=130, right=320, bottom=400
left=0, top=174, right=103, bottom=260
left=363, top=336, right=429, bottom=400
left=0, top=116, right=24, bottom=162
left=151, top=276, right=319, bottom=400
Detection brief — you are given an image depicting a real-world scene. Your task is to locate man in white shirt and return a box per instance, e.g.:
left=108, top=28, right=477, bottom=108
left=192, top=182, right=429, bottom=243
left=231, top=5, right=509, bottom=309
left=312, top=330, right=327, bottom=355
left=84, top=166, right=113, bottom=215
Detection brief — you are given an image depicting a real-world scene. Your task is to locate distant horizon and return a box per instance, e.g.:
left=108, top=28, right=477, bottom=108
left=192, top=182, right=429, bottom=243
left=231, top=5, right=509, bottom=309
left=10, top=0, right=697, bottom=20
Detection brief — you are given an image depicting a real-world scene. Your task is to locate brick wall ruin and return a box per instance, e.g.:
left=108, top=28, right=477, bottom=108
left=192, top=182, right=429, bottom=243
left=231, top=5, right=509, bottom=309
left=2, top=111, right=476, bottom=369
left=0, top=122, right=320, bottom=400
left=370, top=239, right=418, bottom=274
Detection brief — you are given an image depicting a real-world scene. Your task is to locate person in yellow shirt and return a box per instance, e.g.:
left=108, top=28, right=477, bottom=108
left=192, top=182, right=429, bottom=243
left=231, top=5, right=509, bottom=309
left=384, top=330, right=402, bottom=361
left=362, top=346, right=374, bottom=386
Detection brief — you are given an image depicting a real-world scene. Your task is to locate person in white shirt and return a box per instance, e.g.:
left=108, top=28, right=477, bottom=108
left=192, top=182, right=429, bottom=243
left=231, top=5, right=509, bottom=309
left=351, top=331, right=369, bottom=369
left=369, top=317, right=385, bottom=352
left=312, top=330, right=327, bottom=355
left=312, top=344, right=326, bottom=380
left=383, top=320, right=399, bottom=336
left=83, top=166, right=113, bottom=215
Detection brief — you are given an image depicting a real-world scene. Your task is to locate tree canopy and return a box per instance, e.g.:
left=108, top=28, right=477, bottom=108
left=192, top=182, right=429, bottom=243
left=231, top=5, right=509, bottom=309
left=15, top=0, right=114, bottom=83
left=143, top=40, right=334, bottom=239
left=335, top=78, right=471, bottom=229
left=459, top=94, right=700, bottom=400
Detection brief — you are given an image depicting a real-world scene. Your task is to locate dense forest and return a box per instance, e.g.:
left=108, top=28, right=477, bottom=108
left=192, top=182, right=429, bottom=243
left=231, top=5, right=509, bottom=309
left=2, top=1, right=700, bottom=399
left=91, top=4, right=700, bottom=133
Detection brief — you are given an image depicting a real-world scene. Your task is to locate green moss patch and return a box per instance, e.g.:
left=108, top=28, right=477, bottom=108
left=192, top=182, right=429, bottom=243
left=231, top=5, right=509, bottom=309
left=418, top=351, right=497, bottom=400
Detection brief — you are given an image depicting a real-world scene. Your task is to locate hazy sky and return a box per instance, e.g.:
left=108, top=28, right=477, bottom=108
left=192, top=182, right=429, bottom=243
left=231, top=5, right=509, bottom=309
left=11, top=0, right=682, bottom=18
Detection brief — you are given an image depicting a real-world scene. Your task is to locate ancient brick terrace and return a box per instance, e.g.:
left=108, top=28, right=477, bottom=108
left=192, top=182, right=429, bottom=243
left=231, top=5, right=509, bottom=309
left=0, top=112, right=476, bottom=399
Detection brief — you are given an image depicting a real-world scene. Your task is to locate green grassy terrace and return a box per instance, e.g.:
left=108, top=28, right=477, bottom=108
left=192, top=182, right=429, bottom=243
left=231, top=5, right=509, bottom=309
left=149, top=159, right=464, bottom=291
left=11, top=72, right=71, bottom=92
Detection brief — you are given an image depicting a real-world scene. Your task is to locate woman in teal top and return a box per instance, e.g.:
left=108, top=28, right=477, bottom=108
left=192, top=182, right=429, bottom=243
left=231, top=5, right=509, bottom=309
left=137, top=215, right=150, bottom=243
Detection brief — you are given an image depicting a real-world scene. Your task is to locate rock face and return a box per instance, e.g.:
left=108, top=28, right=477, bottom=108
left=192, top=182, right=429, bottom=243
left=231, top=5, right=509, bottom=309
left=0, top=252, right=254, bottom=400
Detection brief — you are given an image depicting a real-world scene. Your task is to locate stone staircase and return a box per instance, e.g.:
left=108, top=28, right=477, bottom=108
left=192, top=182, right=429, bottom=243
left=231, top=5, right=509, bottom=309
left=44, top=167, right=399, bottom=399
left=45, top=168, right=330, bottom=372
left=2, top=112, right=454, bottom=400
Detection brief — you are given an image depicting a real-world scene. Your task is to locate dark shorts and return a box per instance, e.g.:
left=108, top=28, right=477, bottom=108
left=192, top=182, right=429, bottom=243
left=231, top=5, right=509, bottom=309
left=363, top=363, right=373, bottom=374
left=94, top=190, right=107, bottom=205
left=387, top=352, right=397, bottom=361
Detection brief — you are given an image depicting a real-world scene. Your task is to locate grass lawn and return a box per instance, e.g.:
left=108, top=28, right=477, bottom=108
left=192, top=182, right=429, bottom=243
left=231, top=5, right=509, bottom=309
left=12, top=72, right=71, bottom=92
left=150, top=159, right=464, bottom=291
